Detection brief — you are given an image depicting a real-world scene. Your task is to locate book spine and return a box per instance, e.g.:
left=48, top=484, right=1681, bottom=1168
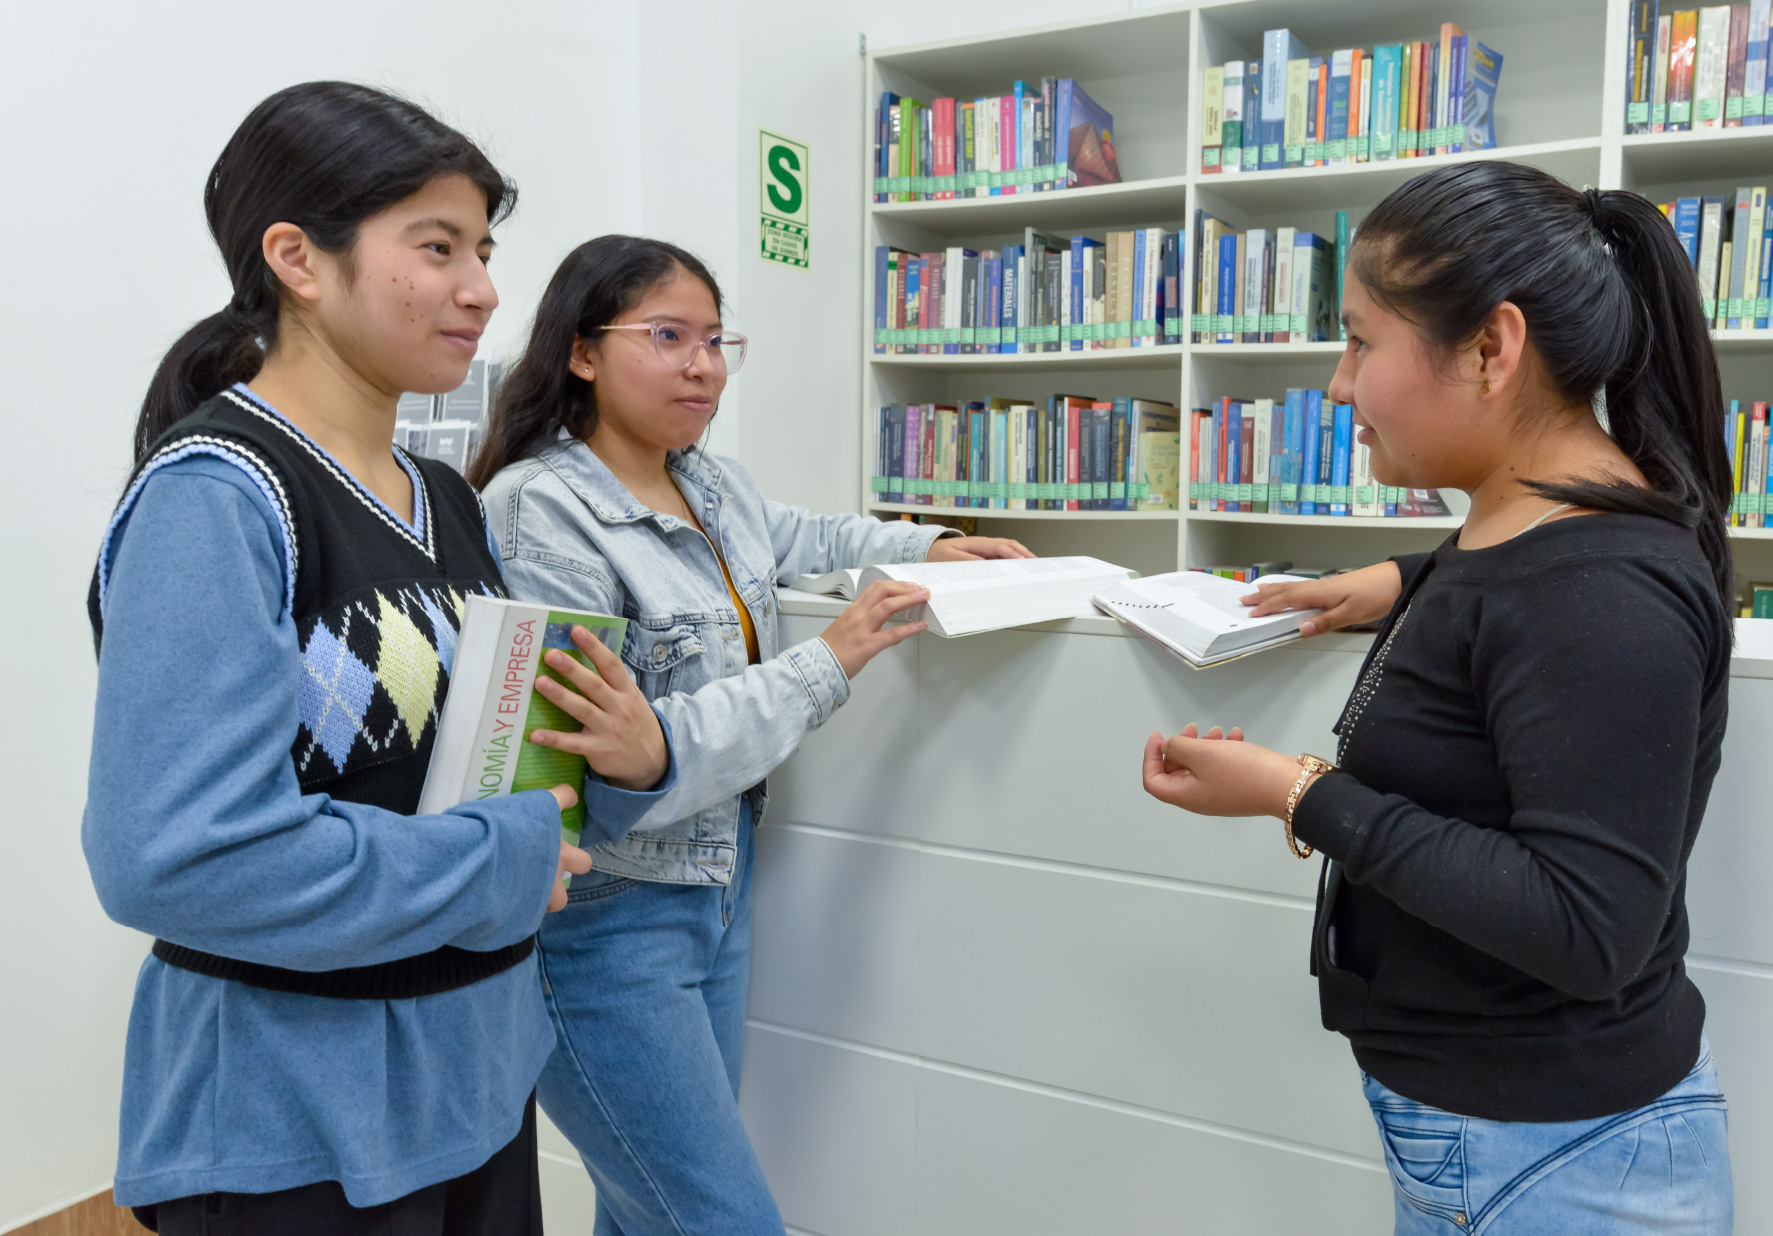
left=1750, top=404, right=1768, bottom=525
left=1654, top=14, right=1674, bottom=130
left=1700, top=196, right=1727, bottom=320
left=1262, top=31, right=1296, bottom=170
left=1336, top=211, right=1351, bottom=342
left=1216, top=232, right=1236, bottom=344
left=1222, top=64, right=1245, bottom=175
left=1066, top=401, right=1082, bottom=511
left=1750, top=0, right=1772, bottom=123
left=1698, top=6, right=1731, bottom=128
left=1449, top=35, right=1468, bottom=152
left=1671, top=11, right=1698, bottom=129
left=1729, top=3, right=1751, bottom=125
left=1730, top=188, right=1753, bottom=328
left=1437, top=23, right=1457, bottom=152
left=1093, top=406, right=1111, bottom=510
left=1251, top=401, right=1271, bottom=514
left=1132, top=230, right=1147, bottom=348
left=1314, top=392, right=1335, bottom=511
left=1164, top=233, right=1181, bottom=345
left=1284, top=56, right=1308, bottom=168
left=1309, top=57, right=1327, bottom=166
left=1354, top=49, right=1371, bottom=161
left=1329, top=50, right=1352, bottom=163
left=1299, top=391, right=1321, bottom=514
left=1331, top=403, right=1352, bottom=516
left=1759, top=205, right=1773, bottom=326
left=1745, top=187, right=1766, bottom=327
left=1202, top=65, right=1225, bottom=173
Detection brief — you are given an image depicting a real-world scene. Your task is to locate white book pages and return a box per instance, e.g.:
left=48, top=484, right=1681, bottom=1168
left=789, top=568, right=863, bottom=599
left=1093, top=571, right=1322, bottom=667
left=861, top=555, right=1133, bottom=637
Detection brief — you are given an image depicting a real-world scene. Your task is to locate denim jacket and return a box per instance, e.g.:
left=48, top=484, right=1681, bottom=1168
left=482, top=438, right=949, bottom=885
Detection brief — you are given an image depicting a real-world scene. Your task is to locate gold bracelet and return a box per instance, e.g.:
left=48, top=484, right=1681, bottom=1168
left=1284, top=755, right=1336, bottom=859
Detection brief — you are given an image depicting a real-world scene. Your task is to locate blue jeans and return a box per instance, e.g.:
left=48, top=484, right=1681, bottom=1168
left=535, top=806, right=781, bottom=1235
left=1365, top=1043, right=1733, bottom=1234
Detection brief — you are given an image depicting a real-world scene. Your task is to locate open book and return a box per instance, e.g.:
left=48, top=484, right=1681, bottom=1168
left=795, top=557, right=1134, bottom=637
left=1092, top=571, right=1322, bottom=668
left=418, top=597, right=625, bottom=868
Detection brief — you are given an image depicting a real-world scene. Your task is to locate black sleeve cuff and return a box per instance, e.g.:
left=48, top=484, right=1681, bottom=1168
left=1290, top=772, right=1377, bottom=864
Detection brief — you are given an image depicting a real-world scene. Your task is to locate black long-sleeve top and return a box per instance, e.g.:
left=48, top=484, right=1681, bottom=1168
left=1292, top=513, right=1729, bottom=1121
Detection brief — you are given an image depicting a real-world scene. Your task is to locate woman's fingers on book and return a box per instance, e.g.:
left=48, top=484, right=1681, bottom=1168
left=570, top=627, right=634, bottom=687
left=559, top=839, right=593, bottom=876
left=549, top=784, right=580, bottom=812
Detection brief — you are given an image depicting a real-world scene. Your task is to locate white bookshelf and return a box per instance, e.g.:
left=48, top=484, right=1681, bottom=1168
left=861, top=0, right=1773, bottom=583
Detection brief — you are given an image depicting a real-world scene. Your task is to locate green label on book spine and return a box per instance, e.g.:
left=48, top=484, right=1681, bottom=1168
left=1327, top=139, right=1347, bottom=160
left=1698, top=97, right=1722, bottom=121
left=1728, top=97, right=1745, bottom=120
left=1279, top=483, right=1300, bottom=502
left=1730, top=298, right=1745, bottom=319
left=1203, top=148, right=1221, bottom=168
left=873, top=177, right=888, bottom=194
left=870, top=475, right=889, bottom=493
left=1288, top=313, right=1308, bottom=334
left=1093, top=482, right=1109, bottom=499
left=1670, top=100, right=1693, bottom=123
left=1308, top=141, right=1325, bottom=162
left=1131, top=483, right=1151, bottom=501
left=1753, top=96, right=1773, bottom=119
left=1628, top=102, right=1650, bottom=123
left=1652, top=103, right=1668, bottom=125
left=1375, top=133, right=1394, bottom=155
left=1135, top=318, right=1159, bottom=336
left=1263, top=143, right=1282, bottom=164
left=1704, top=299, right=1718, bottom=319
left=1238, top=482, right=1253, bottom=502
left=1284, top=144, right=1303, bottom=163
left=1356, top=485, right=1376, bottom=503
left=1760, top=298, right=1771, bottom=319
left=1401, top=128, right=1417, bottom=150
left=1243, top=145, right=1259, bottom=167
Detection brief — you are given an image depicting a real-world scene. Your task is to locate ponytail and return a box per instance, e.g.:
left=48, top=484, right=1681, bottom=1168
left=1349, top=161, right=1733, bottom=615
left=133, top=81, right=516, bottom=465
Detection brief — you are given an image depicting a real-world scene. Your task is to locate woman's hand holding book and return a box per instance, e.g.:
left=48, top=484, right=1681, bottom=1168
left=1241, top=560, right=1403, bottom=635
left=529, top=626, right=672, bottom=792
left=547, top=784, right=592, bottom=913
left=821, top=581, right=931, bottom=678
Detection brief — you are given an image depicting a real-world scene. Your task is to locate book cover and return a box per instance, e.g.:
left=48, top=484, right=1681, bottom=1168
left=1135, top=401, right=1182, bottom=511
left=418, top=598, right=627, bottom=853
left=1674, top=195, right=1703, bottom=262
left=1438, top=22, right=1466, bottom=152
left=1355, top=49, right=1372, bottom=161
left=1217, top=231, right=1238, bottom=344
left=1222, top=61, right=1246, bottom=174
left=1331, top=403, right=1353, bottom=516
left=1373, top=44, right=1402, bottom=160
left=1243, top=230, right=1269, bottom=344
left=1698, top=5, right=1732, bottom=126
left=1273, top=228, right=1296, bottom=346
left=1001, top=91, right=1020, bottom=196
left=1251, top=399, right=1273, bottom=513
left=1299, top=390, right=1323, bottom=514
left=1281, top=388, right=1305, bottom=513
left=1749, top=0, right=1771, bottom=123
left=1728, top=3, right=1751, bottom=124
left=1329, top=50, right=1352, bottom=163
left=1264, top=29, right=1308, bottom=170
left=1314, top=395, right=1336, bottom=513
left=1629, top=1, right=1658, bottom=131
left=933, top=98, right=956, bottom=198
left=1465, top=42, right=1504, bottom=149
left=1202, top=65, right=1225, bottom=172
left=1132, top=230, right=1148, bottom=348
left=1284, top=57, right=1310, bottom=168
left=1242, top=61, right=1263, bottom=171
left=1654, top=14, right=1675, bottom=129
left=1699, top=195, right=1729, bottom=319
left=1056, top=78, right=1122, bottom=188
left=1670, top=10, right=1700, bottom=128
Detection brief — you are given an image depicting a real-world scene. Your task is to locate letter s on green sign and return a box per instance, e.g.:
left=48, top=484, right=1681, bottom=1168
left=767, top=146, right=802, bottom=215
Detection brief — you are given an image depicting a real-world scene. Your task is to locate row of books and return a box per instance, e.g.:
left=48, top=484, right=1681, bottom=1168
left=872, top=78, right=1120, bottom=203
left=1192, top=216, right=1346, bottom=345
left=1194, top=562, right=1343, bottom=584
left=1190, top=392, right=1451, bottom=519
left=1624, top=3, right=1773, bottom=133
left=872, top=398, right=1182, bottom=511
left=1662, top=188, right=1773, bottom=328
left=1200, top=25, right=1501, bottom=174
left=1725, top=398, right=1773, bottom=525
left=871, top=230, right=1184, bottom=354
left=392, top=359, right=502, bottom=475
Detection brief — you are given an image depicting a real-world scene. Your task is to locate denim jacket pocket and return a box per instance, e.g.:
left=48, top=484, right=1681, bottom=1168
left=620, top=621, right=705, bottom=697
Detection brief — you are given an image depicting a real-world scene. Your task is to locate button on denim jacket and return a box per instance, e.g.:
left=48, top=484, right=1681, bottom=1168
left=482, top=439, right=948, bottom=886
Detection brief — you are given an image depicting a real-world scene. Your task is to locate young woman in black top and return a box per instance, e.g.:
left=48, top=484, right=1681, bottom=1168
left=1142, top=161, right=1734, bottom=1233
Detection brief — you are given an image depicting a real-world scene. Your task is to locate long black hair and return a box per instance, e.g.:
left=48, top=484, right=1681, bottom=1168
left=467, top=235, right=723, bottom=489
left=1349, top=160, right=1733, bottom=613
left=133, top=81, right=516, bottom=464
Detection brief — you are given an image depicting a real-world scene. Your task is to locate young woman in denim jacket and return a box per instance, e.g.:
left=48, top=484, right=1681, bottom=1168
left=471, top=235, right=1031, bottom=1234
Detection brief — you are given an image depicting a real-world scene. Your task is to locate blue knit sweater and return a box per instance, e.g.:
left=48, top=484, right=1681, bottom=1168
left=84, top=450, right=670, bottom=1207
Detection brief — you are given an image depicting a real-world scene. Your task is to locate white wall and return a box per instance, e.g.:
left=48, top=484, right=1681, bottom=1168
left=0, top=3, right=646, bottom=1228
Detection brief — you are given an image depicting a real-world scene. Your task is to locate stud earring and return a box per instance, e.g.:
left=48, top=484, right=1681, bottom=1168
left=1481, top=378, right=1492, bottom=395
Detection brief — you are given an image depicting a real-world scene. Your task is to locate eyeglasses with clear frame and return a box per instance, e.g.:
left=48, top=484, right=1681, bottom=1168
left=598, top=321, right=748, bottom=374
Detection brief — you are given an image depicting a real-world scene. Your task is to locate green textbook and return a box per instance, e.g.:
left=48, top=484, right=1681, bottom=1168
left=417, top=596, right=626, bottom=850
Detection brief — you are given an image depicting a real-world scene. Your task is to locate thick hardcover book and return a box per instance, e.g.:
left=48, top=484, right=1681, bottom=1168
left=1728, top=3, right=1751, bottom=124
left=1697, top=5, right=1732, bottom=128
left=1629, top=1, right=1659, bottom=132
left=1263, top=29, right=1307, bottom=169
left=1202, top=65, right=1225, bottom=173
left=418, top=599, right=626, bottom=855
left=1373, top=44, right=1402, bottom=160
left=1056, top=79, right=1122, bottom=188
left=1095, top=571, right=1322, bottom=669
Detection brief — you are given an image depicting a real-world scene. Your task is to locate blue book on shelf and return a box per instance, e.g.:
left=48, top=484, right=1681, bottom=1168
left=876, top=92, right=898, bottom=202
left=1328, top=52, right=1351, bottom=160
left=1372, top=44, right=1402, bottom=161
left=1132, top=230, right=1147, bottom=347
left=1281, top=389, right=1305, bottom=514
left=1297, top=394, right=1319, bottom=515
left=873, top=246, right=888, bottom=353
left=993, top=406, right=1010, bottom=509
left=1464, top=42, right=1504, bottom=151
left=1268, top=401, right=1286, bottom=512
left=1262, top=29, right=1306, bottom=170
left=1331, top=403, right=1352, bottom=516
left=968, top=406, right=986, bottom=508
left=1217, top=233, right=1238, bottom=343
left=1759, top=209, right=1773, bottom=327
left=1242, top=60, right=1263, bottom=171
left=1070, top=236, right=1102, bottom=350
left=1673, top=198, right=1702, bottom=266
left=1002, top=244, right=1022, bottom=350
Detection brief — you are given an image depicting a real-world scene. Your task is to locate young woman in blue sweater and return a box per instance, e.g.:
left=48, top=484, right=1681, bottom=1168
left=83, top=83, right=671, bottom=1235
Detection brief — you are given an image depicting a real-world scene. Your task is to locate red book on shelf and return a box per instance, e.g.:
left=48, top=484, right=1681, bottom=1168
left=933, top=98, right=957, bottom=198
left=1669, top=11, right=1698, bottom=131
left=1315, top=60, right=1329, bottom=167
left=1216, top=396, right=1233, bottom=513
left=1064, top=397, right=1082, bottom=510
left=999, top=95, right=1019, bottom=196
left=921, top=404, right=937, bottom=506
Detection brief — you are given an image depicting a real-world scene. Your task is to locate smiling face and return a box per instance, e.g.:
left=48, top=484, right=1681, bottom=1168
left=575, top=266, right=727, bottom=453
left=1328, top=269, right=1493, bottom=490
left=300, top=173, right=498, bottom=396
